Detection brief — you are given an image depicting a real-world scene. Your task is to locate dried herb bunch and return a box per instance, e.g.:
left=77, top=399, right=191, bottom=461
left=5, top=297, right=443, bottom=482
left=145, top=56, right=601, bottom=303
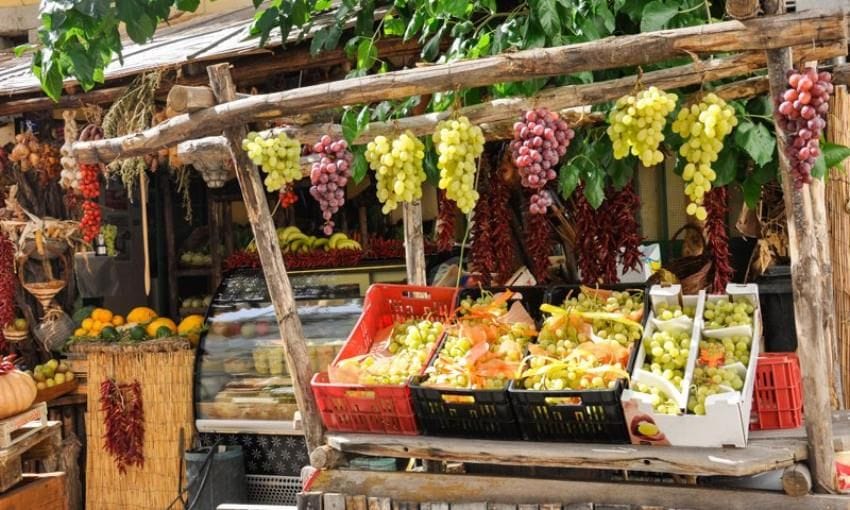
left=100, top=378, right=145, bottom=473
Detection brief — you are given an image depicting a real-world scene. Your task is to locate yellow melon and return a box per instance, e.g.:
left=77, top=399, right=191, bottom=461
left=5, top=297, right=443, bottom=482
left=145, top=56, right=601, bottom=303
left=127, top=307, right=158, bottom=325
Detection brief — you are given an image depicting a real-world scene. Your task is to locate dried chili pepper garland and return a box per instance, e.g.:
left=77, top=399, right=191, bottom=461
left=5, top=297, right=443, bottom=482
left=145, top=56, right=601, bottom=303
left=523, top=189, right=554, bottom=283
left=491, top=151, right=519, bottom=284
left=435, top=190, right=457, bottom=253
left=704, top=186, right=733, bottom=293
left=0, top=232, right=16, bottom=350
left=100, top=378, right=145, bottom=473
left=468, top=159, right=495, bottom=285
left=609, top=183, right=644, bottom=275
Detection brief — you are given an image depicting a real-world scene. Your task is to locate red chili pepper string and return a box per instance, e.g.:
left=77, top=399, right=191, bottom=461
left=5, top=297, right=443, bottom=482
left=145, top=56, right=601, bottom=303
left=490, top=157, right=519, bottom=284
left=523, top=190, right=553, bottom=283
left=704, top=186, right=733, bottom=293
left=0, top=232, right=15, bottom=351
left=469, top=160, right=495, bottom=285
left=436, top=190, right=457, bottom=253
left=610, top=183, right=644, bottom=275
left=100, top=379, right=145, bottom=473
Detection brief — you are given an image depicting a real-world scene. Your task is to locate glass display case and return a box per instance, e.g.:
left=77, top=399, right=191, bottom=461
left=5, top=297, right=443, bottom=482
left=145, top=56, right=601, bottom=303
left=194, top=268, right=368, bottom=433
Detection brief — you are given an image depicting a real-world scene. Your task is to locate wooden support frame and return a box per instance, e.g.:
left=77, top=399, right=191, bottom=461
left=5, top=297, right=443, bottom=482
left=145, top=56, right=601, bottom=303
left=205, top=63, right=324, bottom=452
left=763, top=0, right=838, bottom=493
left=69, top=9, right=847, bottom=164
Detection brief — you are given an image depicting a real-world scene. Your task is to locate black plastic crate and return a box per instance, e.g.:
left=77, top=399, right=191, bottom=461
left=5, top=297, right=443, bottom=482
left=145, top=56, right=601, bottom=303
left=506, top=283, right=647, bottom=442
left=546, top=283, right=650, bottom=323
left=508, top=379, right=631, bottom=443
left=455, top=286, right=549, bottom=324
left=409, top=375, right=521, bottom=439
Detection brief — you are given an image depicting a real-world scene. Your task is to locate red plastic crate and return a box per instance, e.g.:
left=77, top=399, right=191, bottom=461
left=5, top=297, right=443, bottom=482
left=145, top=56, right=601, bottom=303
left=311, top=284, right=458, bottom=434
left=751, top=353, right=803, bottom=431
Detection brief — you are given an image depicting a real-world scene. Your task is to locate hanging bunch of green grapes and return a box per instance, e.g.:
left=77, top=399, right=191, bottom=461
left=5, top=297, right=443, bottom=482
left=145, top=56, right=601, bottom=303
left=242, top=132, right=303, bottom=192
left=433, top=116, right=485, bottom=214
left=365, top=131, right=426, bottom=214
left=607, top=86, right=678, bottom=167
left=671, top=93, right=737, bottom=221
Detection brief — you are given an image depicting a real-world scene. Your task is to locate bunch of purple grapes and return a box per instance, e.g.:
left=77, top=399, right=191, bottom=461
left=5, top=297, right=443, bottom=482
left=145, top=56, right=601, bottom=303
left=310, top=135, right=353, bottom=235
left=777, top=67, right=833, bottom=187
left=509, top=108, right=574, bottom=214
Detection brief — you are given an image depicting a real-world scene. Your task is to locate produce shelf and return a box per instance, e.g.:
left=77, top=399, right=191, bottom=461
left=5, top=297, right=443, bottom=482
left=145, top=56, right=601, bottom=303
left=326, top=412, right=850, bottom=478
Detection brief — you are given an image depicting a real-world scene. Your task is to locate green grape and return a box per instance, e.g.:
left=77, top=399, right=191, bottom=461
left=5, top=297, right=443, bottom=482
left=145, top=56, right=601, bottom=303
left=242, top=132, right=303, bottom=192
left=703, top=297, right=755, bottom=329
left=607, top=86, right=678, bottom=167
left=642, top=328, right=691, bottom=392
left=433, top=116, right=485, bottom=214
left=562, top=290, right=644, bottom=316
left=654, top=302, right=695, bottom=321
left=671, top=93, right=737, bottom=221
left=102, top=224, right=118, bottom=256
left=687, top=362, right=745, bottom=415
left=635, top=383, right=681, bottom=415
left=365, top=131, right=426, bottom=214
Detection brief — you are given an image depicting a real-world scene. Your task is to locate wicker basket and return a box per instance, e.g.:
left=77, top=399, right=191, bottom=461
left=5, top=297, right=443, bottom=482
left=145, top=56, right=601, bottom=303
left=22, top=280, right=66, bottom=309
left=655, top=225, right=712, bottom=295
left=2, top=327, right=28, bottom=343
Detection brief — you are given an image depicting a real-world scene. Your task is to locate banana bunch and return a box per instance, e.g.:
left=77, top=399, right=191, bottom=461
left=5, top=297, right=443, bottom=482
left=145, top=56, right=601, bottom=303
left=247, top=226, right=362, bottom=253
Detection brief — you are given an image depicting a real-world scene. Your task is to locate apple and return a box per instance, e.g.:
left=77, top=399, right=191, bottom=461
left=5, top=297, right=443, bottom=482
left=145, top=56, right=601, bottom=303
left=13, top=318, right=27, bottom=332
left=36, top=382, right=46, bottom=390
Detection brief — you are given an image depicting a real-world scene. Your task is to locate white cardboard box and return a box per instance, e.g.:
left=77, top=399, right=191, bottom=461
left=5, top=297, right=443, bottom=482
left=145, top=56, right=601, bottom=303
left=621, top=283, right=762, bottom=448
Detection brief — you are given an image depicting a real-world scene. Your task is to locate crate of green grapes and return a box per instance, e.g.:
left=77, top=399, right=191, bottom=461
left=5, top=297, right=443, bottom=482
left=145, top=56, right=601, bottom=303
left=311, top=284, right=458, bottom=434
left=621, top=284, right=762, bottom=447
left=508, top=284, right=648, bottom=443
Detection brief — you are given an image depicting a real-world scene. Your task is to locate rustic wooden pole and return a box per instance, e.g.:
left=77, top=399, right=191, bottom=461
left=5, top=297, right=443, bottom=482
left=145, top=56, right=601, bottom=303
left=726, top=0, right=760, bottom=19
left=827, top=85, right=850, bottom=409
left=166, top=85, right=218, bottom=114
left=764, top=0, right=838, bottom=493
left=206, top=63, right=324, bottom=452
left=69, top=9, right=847, bottom=164
left=402, top=202, right=427, bottom=285
left=208, top=192, right=223, bottom=290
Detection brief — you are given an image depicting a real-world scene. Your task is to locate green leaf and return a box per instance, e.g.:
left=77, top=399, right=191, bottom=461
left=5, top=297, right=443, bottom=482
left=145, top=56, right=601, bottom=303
left=125, top=13, right=156, bottom=44
left=422, top=22, right=445, bottom=61
left=812, top=154, right=827, bottom=180
left=355, top=0, right=374, bottom=36
left=341, top=109, right=359, bottom=144
left=753, top=159, right=777, bottom=185
left=608, top=156, right=634, bottom=189
left=423, top=138, right=439, bottom=186
left=558, top=162, right=580, bottom=200
left=290, top=0, right=309, bottom=26
left=583, top=170, right=605, bottom=209
left=441, top=0, right=467, bottom=18
left=176, top=0, right=200, bottom=12
left=741, top=176, right=762, bottom=208
left=252, top=0, right=263, bottom=8
left=746, top=96, right=773, bottom=118
left=451, top=20, right=473, bottom=37
left=356, top=38, right=377, bottom=69
left=67, top=46, right=97, bottom=90
left=713, top=143, right=738, bottom=187
left=822, top=141, right=850, bottom=171
left=640, top=0, right=678, bottom=32
left=356, top=104, right=370, bottom=133
left=596, top=3, right=615, bottom=32
left=309, top=27, right=329, bottom=55
left=352, top=147, right=368, bottom=183
left=252, top=7, right=280, bottom=47
left=467, top=33, right=490, bottom=58
left=522, top=17, right=546, bottom=49
left=75, top=0, right=110, bottom=17
left=529, top=0, right=559, bottom=36
left=39, top=60, right=64, bottom=102
left=734, top=120, right=775, bottom=167
left=384, top=17, right=405, bottom=36
left=13, top=44, right=35, bottom=57
left=404, top=10, right=425, bottom=41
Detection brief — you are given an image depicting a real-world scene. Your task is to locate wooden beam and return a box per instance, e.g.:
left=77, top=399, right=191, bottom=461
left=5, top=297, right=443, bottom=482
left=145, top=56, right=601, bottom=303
left=402, top=201, right=427, bottom=285
left=206, top=63, right=324, bottom=452
left=763, top=0, right=838, bottom=494
left=166, top=85, right=217, bottom=114
left=69, top=9, right=848, bottom=164
left=325, top=433, right=807, bottom=478
left=726, top=0, right=760, bottom=19
left=308, top=470, right=850, bottom=510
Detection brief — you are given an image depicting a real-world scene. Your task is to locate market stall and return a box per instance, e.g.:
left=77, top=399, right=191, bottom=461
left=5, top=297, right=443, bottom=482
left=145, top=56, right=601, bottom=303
left=2, top=0, right=850, bottom=508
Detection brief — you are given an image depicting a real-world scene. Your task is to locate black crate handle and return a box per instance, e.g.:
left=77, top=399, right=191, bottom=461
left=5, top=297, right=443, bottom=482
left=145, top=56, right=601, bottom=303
left=541, top=395, right=583, bottom=407
left=440, top=393, right=477, bottom=405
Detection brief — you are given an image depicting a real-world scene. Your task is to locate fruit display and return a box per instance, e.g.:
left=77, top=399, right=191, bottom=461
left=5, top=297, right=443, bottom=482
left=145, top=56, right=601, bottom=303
left=9, top=131, right=61, bottom=183
left=687, top=364, right=745, bottom=415
left=102, top=224, right=118, bottom=256
left=366, top=131, right=426, bottom=214
left=180, top=249, right=213, bottom=267
left=253, top=346, right=286, bottom=375
left=268, top=226, right=362, bottom=253
left=74, top=307, right=125, bottom=338
left=0, top=355, right=37, bottom=419
left=180, top=295, right=212, bottom=311
left=433, top=116, right=485, bottom=214
left=671, top=93, right=737, bottom=221
left=177, top=315, right=205, bottom=346
left=607, top=86, right=678, bottom=166
left=640, top=328, right=691, bottom=391
left=702, top=297, right=755, bottom=329
left=633, top=383, right=681, bottom=416
left=777, top=67, right=833, bottom=186
left=653, top=302, right=695, bottom=321
left=78, top=163, right=102, bottom=243
left=509, top=108, right=574, bottom=214
left=70, top=306, right=192, bottom=345
left=27, top=358, right=75, bottom=391
left=309, top=135, right=353, bottom=235
left=515, top=289, right=644, bottom=392
left=242, top=131, right=303, bottom=192
left=329, top=319, right=444, bottom=385
left=421, top=292, right=535, bottom=390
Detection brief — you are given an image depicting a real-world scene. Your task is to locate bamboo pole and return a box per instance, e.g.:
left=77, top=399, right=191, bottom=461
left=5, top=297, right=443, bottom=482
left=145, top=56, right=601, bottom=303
left=206, top=63, right=324, bottom=452
left=827, top=85, right=850, bottom=409
left=764, top=0, right=838, bottom=493
left=69, top=9, right=847, bottom=164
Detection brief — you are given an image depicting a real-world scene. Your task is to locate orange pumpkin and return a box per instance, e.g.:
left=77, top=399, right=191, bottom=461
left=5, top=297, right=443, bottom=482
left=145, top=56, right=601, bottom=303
left=0, top=356, right=37, bottom=419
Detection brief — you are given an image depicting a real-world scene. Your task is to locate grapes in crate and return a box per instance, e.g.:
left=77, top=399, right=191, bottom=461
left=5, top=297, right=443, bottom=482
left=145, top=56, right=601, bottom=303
left=687, top=365, right=745, bottom=415
left=633, top=383, right=680, bottom=415
left=641, top=328, right=691, bottom=391
left=519, top=340, right=631, bottom=391
left=654, top=302, right=695, bottom=321
left=703, top=297, right=755, bottom=329
left=329, top=319, right=443, bottom=385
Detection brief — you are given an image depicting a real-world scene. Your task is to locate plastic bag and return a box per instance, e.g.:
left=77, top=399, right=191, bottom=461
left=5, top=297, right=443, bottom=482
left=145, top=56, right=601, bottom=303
left=74, top=252, right=120, bottom=298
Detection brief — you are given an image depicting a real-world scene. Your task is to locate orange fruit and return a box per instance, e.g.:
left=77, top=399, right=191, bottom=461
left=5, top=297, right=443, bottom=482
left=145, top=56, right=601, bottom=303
left=81, top=318, right=94, bottom=330
left=128, top=307, right=158, bottom=325
left=112, top=315, right=125, bottom=326
left=146, top=317, right=177, bottom=338
left=73, top=328, right=86, bottom=337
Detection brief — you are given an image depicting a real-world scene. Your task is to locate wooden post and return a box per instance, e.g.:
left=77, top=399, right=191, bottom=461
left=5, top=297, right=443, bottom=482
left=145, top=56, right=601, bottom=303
left=208, top=192, right=223, bottom=290
left=402, top=201, right=427, bottom=285
left=764, top=0, right=837, bottom=493
left=161, top=174, right=180, bottom=319
left=725, top=0, right=759, bottom=19
left=826, top=85, right=850, bottom=409
left=206, top=63, right=324, bottom=452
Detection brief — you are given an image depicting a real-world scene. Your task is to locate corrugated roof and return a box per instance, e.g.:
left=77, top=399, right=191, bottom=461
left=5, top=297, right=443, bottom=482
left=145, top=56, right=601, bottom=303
left=0, top=4, right=356, bottom=98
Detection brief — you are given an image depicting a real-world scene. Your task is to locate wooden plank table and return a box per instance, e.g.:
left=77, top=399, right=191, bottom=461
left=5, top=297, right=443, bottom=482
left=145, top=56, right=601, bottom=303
left=0, top=422, right=62, bottom=492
